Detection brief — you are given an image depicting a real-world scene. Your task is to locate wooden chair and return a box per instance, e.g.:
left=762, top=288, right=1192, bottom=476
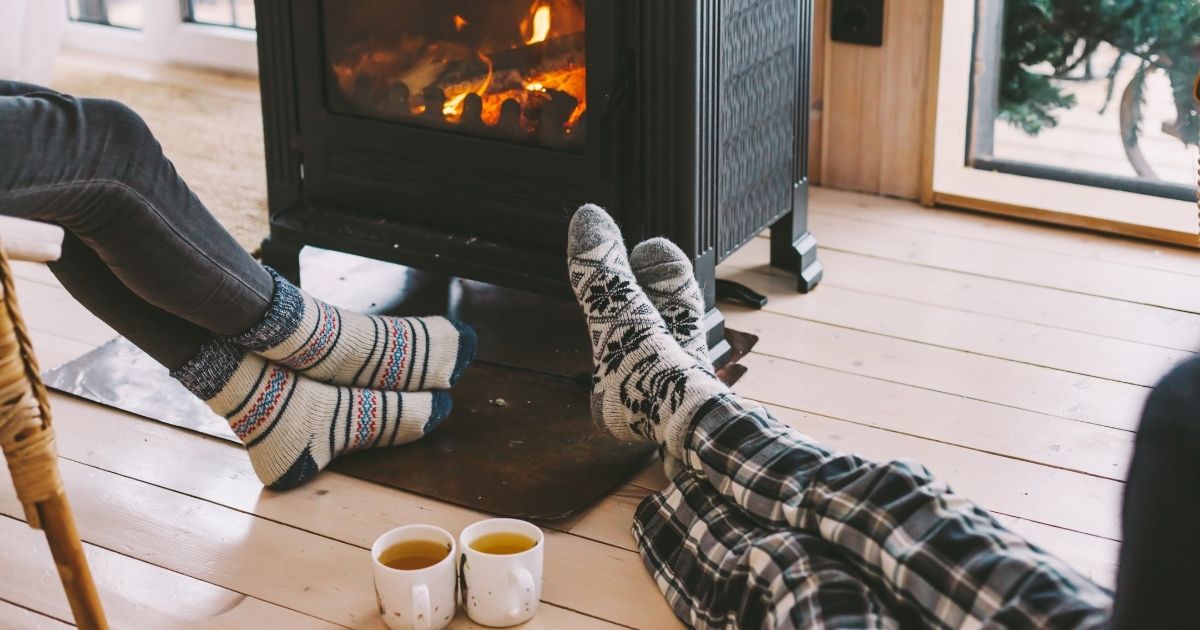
left=0, top=217, right=107, bottom=629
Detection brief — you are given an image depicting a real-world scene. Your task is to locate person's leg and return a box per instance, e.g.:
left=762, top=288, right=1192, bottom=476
left=51, top=231, right=209, bottom=369
left=680, top=395, right=1113, bottom=628
left=566, top=205, right=1112, bottom=628
left=635, top=469, right=903, bottom=629
left=0, top=81, right=274, bottom=335
left=0, top=83, right=476, bottom=390
left=1113, top=356, right=1200, bottom=629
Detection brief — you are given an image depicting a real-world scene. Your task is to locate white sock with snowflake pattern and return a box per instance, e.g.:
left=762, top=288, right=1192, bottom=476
left=566, top=204, right=727, bottom=459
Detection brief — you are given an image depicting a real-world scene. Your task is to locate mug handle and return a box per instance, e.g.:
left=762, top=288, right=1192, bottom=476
left=412, top=583, right=432, bottom=630
left=507, top=568, right=536, bottom=620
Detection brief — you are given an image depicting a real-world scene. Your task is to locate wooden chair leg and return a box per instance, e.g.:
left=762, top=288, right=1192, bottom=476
left=39, top=492, right=107, bottom=629
left=0, top=248, right=107, bottom=629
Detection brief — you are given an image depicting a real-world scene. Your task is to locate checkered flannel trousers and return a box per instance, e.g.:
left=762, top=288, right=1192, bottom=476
left=633, top=395, right=1114, bottom=629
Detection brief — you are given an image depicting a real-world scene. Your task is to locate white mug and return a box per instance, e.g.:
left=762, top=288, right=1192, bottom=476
left=458, top=518, right=545, bottom=627
left=371, top=525, right=458, bottom=630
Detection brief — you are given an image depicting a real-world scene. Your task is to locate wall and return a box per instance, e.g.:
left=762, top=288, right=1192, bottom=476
left=808, top=0, right=940, bottom=200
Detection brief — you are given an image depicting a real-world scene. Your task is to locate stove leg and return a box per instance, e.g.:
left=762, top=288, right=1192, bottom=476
left=694, top=249, right=733, bottom=367
left=259, top=235, right=303, bottom=285
left=769, top=182, right=823, bottom=293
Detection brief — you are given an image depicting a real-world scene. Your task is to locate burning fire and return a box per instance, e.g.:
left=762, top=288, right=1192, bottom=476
left=331, top=0, right=587, bottom=143
left=523, top=3, right=552, bottom=45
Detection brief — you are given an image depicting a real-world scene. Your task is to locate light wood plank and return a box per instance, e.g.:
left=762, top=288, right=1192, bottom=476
left=808, top=212, right=1200, bottom=312
left=719, top=263, right=1186, bottom=388
left=0, top=456, right=629, bottom=630
left=14, top=279, right=116, bottom=348
left=726, top=306, right=1148, bottom=434
left=811, top=187, right=1200, bottom=278
left=0, top=514, right=340, bottom=630
left=761, top=403, right=1121, bottom=576
left=715, top=291, right=1147, bottom=432
left=37, top=390, right=679, bottom=630
left=9, top=259, right=61, bottom=287
left=738, top=356, right=1124, bottom=541
left=1000, top=518, right=1120, bottom=591
left=0, top=599, right=73, bottom=629
left=731, top=349, right=1132, bottom=485
left=732, top=241, right=1200, bottom=353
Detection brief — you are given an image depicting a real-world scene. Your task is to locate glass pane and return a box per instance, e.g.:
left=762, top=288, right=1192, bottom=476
left=323, top=0, right=587, bottom=151
left=67, top=0, right=144, bottom=29
left=186, top=0, right=256, bottom=29
left=968, top=0, right=1200, bottom=199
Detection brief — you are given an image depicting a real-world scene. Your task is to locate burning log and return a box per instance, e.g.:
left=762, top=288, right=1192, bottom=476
left=461, top=93, right=485, bottom=129
left=421, top=86, right=446, bottom=122
left=537, top=90, right=578, bottom=146
left=497, top=99, right=523, bottom=138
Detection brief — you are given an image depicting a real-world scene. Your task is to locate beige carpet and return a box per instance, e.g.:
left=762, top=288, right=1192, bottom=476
left=51, top=63, right=269, bottom=253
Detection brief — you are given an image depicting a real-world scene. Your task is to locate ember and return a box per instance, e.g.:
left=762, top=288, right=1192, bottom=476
left=325, top=0, right=587, bottom=149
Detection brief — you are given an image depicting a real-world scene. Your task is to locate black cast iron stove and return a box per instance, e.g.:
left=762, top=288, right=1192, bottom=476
left=255, top=0, right=822, bottom=364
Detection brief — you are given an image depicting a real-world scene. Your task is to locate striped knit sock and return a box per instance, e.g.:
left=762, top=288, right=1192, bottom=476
left=229, top=268, right=477, bottom=392
left=567, top=204, right=727, bottom=459
left=631, top=238, right=714, bottom=477
left=172, top=338, right=452, bottom=489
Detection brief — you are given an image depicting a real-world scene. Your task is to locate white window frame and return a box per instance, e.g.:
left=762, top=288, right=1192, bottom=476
left=62, top=1, right=257, bottom=75
left=928, top=0, right=1198, bottom=247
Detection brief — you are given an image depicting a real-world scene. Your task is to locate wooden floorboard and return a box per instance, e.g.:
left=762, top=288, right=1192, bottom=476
left=808, top=187, right=1200, bottom=278
left=8, top=187, right=1196, bottom=627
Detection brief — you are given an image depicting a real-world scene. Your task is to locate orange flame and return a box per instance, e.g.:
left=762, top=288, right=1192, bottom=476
left=333, top=1, right=586, bottom=141
left=524, top=3, right=551, bottom=45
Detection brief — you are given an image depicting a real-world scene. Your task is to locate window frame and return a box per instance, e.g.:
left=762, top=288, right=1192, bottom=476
left=925, top=0, right=1199, bottom=247
left=62, top=0, right=257, bottom=74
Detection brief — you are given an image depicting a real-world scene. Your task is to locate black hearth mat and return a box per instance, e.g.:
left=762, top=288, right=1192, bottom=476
left=43, top=249, right=757, bottom=520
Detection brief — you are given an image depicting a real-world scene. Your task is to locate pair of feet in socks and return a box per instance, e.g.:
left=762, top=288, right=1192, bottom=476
left=567, top=205, right=729, bottom=476
left=172, top=270, right=478, bottom=489
left=177, top=204, right=724, bottom=489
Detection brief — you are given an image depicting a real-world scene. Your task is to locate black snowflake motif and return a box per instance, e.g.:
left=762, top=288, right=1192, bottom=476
left=585, top=273, right=633, bottom=315
left=619, top=355, right=690, bottom=423
left=660, top=305, right=699, bottom=339
left=601, top=326, right=656, bottom=373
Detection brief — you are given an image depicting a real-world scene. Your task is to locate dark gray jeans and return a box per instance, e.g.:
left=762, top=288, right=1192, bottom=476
left=0, top=80, right=273, bottom=369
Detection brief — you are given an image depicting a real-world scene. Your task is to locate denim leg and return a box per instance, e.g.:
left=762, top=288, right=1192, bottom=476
left=0, top=82, right=273, bottom=340
left=1113, top=356, right=1200, bottom=629
left=50, top=231, right=210, bottom=369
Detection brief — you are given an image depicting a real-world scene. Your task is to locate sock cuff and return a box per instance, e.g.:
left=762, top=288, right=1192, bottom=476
left=228, top=266, right=306, bottom=351
left=171, top=337, right=247, bottom=401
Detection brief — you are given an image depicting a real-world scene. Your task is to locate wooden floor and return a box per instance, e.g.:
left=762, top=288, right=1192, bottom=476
left=2, top=187, right=1198, bottom=628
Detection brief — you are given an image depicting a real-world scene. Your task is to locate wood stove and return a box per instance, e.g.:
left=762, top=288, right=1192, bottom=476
left=254, top=0, right=822, bottom=364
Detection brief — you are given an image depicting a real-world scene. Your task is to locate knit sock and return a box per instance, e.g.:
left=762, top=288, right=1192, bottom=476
left=567, top=204, right=727, bottom=459
left=173, top=338, right=452, bottom=489
left=631, top=237, right=714, bottom=476
left=630, top=238, right=712, bottom=371
left=229, top=268, right=477, bottom=392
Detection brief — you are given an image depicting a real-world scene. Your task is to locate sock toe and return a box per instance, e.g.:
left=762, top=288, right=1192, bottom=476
left=568, top=204, right=624, bottom=257
left=428, top=390, right=453, bottom=427
left=630, top=238, right=693, bottom=285
left=448, top=319, right=478, bottom=386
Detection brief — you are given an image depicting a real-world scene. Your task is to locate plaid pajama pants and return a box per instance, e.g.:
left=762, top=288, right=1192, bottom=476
left=633, top=395, right=1114, bottom=629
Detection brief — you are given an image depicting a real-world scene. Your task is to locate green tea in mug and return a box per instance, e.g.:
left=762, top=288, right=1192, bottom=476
left=378, top=539, right=451, bottom=570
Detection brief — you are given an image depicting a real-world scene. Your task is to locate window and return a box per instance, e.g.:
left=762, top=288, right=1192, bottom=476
left=185, top=0, right=256, bottom=30
left=63, top=0, right=258, bottom=74
left=929, top=0, right=1200, bottom=245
